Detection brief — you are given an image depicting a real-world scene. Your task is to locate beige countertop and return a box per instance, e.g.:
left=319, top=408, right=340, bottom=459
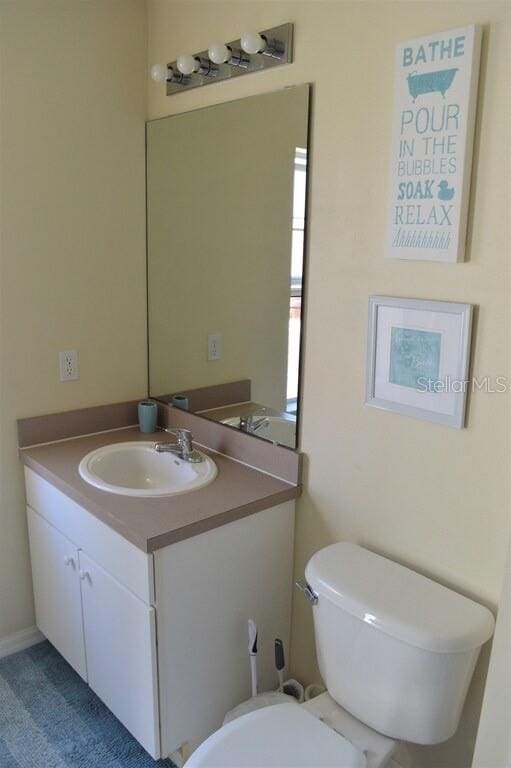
left=20, top=427, right=300, bottom=553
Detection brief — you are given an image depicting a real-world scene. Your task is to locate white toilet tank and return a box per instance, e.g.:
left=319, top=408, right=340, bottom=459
left=305, top=543, right=495, bottom=745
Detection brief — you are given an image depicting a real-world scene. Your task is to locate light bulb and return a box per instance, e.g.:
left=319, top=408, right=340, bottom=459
left=208, top=42, right=232, bottom=65
left=150, top=63, right=169, bottom=83
left=176, top=54, right=200, bottom=75
left=240, top=31, right=266, bottom=55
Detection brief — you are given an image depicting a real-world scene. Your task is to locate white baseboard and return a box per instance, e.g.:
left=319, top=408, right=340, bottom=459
left=0, top=626, right=45, bottom=659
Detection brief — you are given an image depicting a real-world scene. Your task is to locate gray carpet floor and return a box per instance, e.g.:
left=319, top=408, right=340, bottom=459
left=0, top=641, right=175, bottom=767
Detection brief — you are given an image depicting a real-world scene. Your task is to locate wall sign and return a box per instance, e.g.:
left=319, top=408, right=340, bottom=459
left=387, top=25, right=482, bottom=262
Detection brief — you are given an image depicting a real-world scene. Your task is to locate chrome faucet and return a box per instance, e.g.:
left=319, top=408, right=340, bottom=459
left=154, top=428, right=203, bottom=463
left=239, top=412, right=270, bottom=434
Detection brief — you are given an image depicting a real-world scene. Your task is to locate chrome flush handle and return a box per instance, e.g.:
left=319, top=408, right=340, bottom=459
left=295, top=580, right=319, bottom=605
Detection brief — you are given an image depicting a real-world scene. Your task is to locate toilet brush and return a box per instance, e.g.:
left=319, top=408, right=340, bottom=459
left=223, top=623, right=295, bottom=725
left=274, top=638, right=285, bottom=692
left=248, top=619, right=258, bottom=698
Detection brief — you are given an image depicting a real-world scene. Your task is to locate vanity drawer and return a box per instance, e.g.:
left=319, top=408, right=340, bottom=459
left=24, top=467, right=154, bottom=605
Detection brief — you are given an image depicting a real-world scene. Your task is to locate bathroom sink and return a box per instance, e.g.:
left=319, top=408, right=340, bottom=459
left=222, top=415, right=296, bottom=447
left=78, top=441, right=217, bottom=497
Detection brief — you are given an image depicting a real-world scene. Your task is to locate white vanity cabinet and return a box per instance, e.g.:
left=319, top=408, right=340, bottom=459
left=78, top=551, right=160, bottom=754
left=24, top=467, right=295, bottom=761
left=25, top=470, right=160, bottom=758
left=27, top=508, right=87, bottom=680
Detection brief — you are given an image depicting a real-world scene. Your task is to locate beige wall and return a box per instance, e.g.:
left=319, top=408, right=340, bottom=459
left=146, top=87, right=308, bottom=411
left=0, top=0, right=147, bottom=638
left=0, top=1, right=507, bottom=764
left=148, top=2, right=511, bottom=766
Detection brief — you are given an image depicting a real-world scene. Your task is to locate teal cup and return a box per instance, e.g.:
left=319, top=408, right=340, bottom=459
left=138, top=400, right=158, bottom=433
left=172, top=394, right=189, bottom=411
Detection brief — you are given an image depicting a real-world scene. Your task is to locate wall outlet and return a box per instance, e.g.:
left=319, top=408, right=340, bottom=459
left=207, top=334, right=222, bottom=361
left=59, top=350, right=79, bottom=382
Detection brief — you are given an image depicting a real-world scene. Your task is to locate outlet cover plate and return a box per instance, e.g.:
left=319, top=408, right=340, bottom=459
left=59, top=350, right=79, bottom=382
left=207, top=334, right=222, bottom=361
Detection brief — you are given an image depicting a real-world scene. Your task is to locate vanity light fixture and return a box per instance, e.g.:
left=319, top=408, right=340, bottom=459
left=176, top=54, right=218, bottom=78
left=150, top=63, right=169, bottom=83
left=150, top=63, right=191, bottom=86
left=208, top=42, right=249, bottom=69
left=240, top=30, right=284, bottom=58
left=151, top=23, right=293, bottom=96
left=176, top=54, right=200, bottom=75
left=207, top=43, right=230, bottom=64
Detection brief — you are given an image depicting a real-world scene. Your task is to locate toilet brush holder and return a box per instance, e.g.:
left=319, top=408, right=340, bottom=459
left=282, top=679, right=304, bottom=703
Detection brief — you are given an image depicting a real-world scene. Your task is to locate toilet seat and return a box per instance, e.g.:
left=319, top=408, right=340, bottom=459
left=184, top=702, right=367, bottom=768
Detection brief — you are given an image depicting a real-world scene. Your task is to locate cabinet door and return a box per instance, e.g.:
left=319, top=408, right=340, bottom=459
left=26, top=506, right=87, bottom=679
left=78, top=551, right=160, bottom=758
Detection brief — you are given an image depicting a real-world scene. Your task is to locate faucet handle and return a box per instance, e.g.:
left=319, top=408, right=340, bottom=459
left=160, top=427, right=203, bottom=463
left=176, top=428, right=192, bottom=447
left=166, top=427, right=193, bottom=453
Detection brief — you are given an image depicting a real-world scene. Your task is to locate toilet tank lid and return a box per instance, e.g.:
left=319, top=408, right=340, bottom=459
left=305, top=543, right=495, bottom=653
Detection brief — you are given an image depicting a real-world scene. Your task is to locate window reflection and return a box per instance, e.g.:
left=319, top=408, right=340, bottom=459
left=287, top=147, right=307, bottom=412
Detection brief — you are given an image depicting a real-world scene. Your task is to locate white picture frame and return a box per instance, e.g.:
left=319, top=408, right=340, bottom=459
left=366, top=296, right=473, bottom=428
left=386, top=25, right=482, bottom=262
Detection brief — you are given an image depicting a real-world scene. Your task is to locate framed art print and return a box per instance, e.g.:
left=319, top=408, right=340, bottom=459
left=366, top=296, right=473, bottom=428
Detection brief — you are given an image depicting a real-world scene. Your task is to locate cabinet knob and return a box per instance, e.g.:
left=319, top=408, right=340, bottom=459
left=64, top=555, right=75, bottom=567
left=79, top=570, right=90, bottom=581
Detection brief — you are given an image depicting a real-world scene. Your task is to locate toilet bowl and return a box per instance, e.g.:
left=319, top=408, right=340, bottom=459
left=186, top=692, right=397, bottom=768
left=185, top=543, right=495, bottom=768
left=186, top=702, right=367, bottom=768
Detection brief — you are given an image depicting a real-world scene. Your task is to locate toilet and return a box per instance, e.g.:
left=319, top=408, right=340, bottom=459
left=186, top=542, right=495, bottom=768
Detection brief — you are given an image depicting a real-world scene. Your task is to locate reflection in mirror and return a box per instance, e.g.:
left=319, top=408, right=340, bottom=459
left=147, top=85, right=310, bottom=449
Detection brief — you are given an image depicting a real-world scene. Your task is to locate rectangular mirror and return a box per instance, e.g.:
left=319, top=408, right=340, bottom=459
left=146, top=85, right=310, bottom=449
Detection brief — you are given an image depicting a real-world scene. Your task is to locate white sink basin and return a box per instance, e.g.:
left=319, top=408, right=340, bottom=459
left=78, top=441, right=217, bottom=497
left=222, top=415, right=296, bottom=447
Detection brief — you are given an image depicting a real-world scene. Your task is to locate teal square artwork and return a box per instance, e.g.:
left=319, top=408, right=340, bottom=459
left=389, top=327, right=441, bottom=389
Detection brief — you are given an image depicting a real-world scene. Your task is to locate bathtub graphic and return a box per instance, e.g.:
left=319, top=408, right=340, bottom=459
left=407, top=68, right=458, bottom=101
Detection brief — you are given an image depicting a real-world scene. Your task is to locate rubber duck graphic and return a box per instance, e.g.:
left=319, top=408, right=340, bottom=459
left=438, top=180, right=455, bottom=201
